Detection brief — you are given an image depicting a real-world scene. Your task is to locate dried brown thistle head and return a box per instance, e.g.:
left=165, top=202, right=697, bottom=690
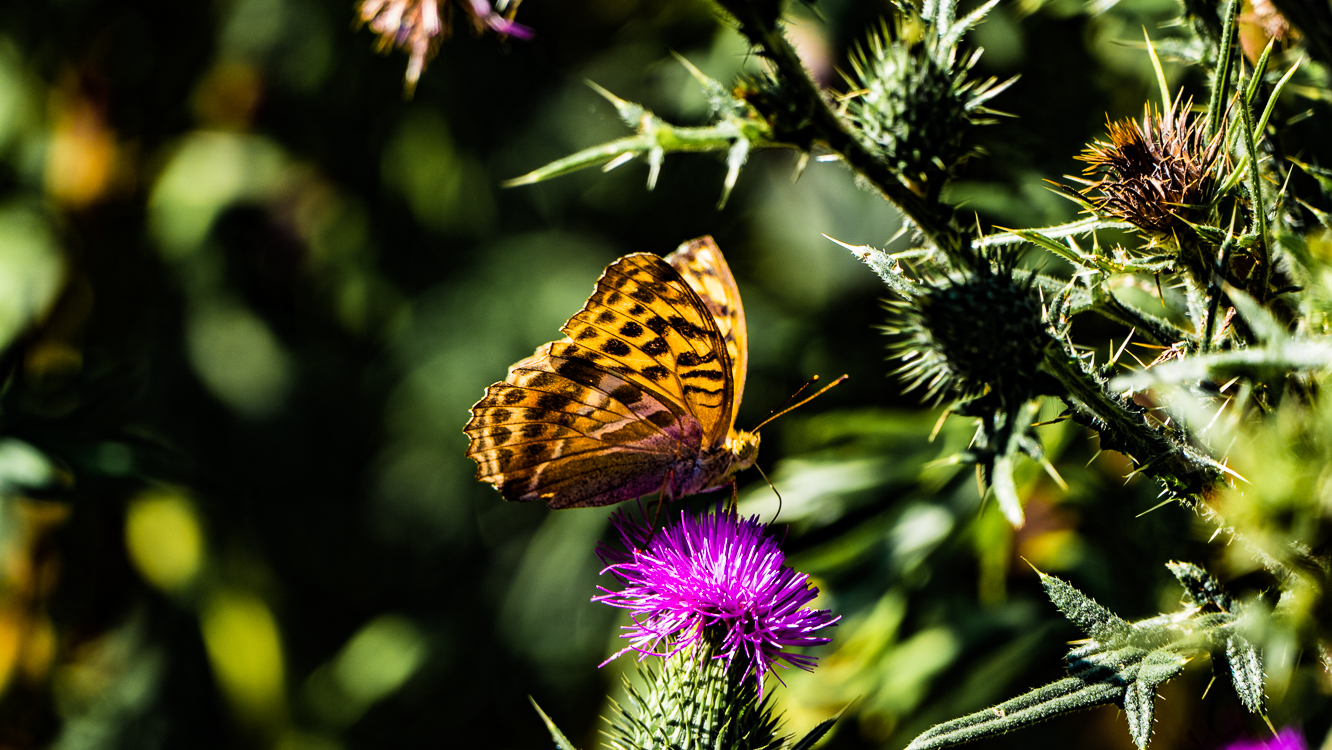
left=1073, top=96, right=1223, bottom=243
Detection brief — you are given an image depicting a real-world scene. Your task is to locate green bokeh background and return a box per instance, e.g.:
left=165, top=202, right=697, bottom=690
left=0, top=0, right=1325, bottom=748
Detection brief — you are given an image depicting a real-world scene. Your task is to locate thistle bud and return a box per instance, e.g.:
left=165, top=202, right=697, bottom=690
left=887, top=261, right=1053, bottom=405
left=843, top=21, right=1009, bottom=195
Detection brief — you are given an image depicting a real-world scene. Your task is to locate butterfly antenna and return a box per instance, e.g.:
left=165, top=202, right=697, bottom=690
left=754, top=462, right=782, bottom=524
left=752, top=374, right=849, bottom=432
left=758, top=375, right=820, bottom=424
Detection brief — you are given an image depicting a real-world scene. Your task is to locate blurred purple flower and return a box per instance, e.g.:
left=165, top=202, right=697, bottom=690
left=594, top=507, right=838, bottom=695
left=359, top=0, right=532, bottom=94
left=1222, top=727, right=1308, bottom=750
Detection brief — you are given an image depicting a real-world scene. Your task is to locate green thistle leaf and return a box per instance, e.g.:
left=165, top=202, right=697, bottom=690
left=1036, top=570, right=1132, bottom=642
left=909, top=565, right=1263, bottom=750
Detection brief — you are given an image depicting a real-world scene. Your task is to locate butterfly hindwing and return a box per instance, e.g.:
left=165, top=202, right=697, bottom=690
left=465, top=357, right=703, bottom=507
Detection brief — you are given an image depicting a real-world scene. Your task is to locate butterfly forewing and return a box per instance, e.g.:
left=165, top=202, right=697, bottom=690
left=465, top=237, right=746, bottom=509
left=561, top=253, right=733, bottom=444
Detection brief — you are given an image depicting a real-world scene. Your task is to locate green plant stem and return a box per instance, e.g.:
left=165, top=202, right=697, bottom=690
left=1039, top=347, right=1223, bottom=499
left=716, top=0, right=976, bottom=270
left=1084, top=290, right=1197, bottom=348
left=1237, top=79, right=1271, bottom=301
left=1205, top=0, right=1238, bottom=139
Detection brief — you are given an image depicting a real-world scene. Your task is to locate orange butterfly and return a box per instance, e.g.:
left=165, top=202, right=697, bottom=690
left=464, top=236, right=759, bottom=509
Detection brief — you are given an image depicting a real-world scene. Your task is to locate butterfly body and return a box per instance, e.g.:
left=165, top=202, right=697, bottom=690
left=465, top=237, right=757, bottom=509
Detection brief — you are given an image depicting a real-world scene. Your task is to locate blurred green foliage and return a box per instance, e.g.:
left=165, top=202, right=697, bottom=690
left=0, top=0, right=1327, bottom=749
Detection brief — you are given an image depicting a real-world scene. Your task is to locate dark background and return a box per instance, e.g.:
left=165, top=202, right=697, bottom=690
left=0, top=0, right=1324, bottom=748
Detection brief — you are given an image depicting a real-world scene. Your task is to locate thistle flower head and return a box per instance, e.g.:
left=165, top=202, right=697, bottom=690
left=843, top=19, right=1011, bottom=194
left=886, top=258, right=1052, bottom=405
left=1074, top=96, right=1222, bottom=244
left=359, top=0, right=532, bottom=94
left=1220, top=727, right=1308, bottom=750
left=594, top=507, right=838, bottom=696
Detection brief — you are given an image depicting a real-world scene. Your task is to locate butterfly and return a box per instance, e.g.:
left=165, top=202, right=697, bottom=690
left=464, top=236, right=760, bottom=509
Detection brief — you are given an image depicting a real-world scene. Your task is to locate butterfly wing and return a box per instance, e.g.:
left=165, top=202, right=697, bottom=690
left=560, top=252, right=734, bottom=445
left=465, top=250, right=736, bottom=508
left=465, top=348, right=704, bottom=508
left=665, top=236, right=747, bottom=435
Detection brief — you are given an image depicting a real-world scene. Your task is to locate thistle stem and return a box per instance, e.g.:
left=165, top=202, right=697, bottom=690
left=716, top=0, right=976, bottom=270
left=1038, top=346, right=1223, bottom=499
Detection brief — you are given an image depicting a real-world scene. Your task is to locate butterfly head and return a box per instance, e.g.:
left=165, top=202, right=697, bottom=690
left=726, top=429, right=761, bottom=477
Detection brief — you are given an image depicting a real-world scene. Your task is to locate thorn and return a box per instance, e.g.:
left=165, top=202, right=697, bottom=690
left=1112, top=328, right=1135, bottom=365
left=1135, top=498, right=1174, bottom=517
left=718, top=138, right=750, bottom=209
left=1085, top=449, right=1103, bottom=468
left=929, top=410, right=951, bottom=442
left=1216, top=460, right=1250, bottom=484
left=646, top=147, right=663, bottom=190
left=1201, top=675, right=1217, bottom=700
left=602, top=152, right=635, bottom=172
left=1201, top=398, right=1231, bottom=435
left=823, top=233, right=884, bottom=266
left=671, top=50, right=713, bottom=87
left=793, top=151, right=810, bottom=182
left=1039, top=456, right=1068, bottom=491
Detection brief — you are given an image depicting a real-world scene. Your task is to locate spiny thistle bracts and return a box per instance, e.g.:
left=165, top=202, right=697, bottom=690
left=604, top=644, right=787, bottom=750
left=842, top=19, right=1011, bottom=196
left=1072, top=96, right=1222, bottom=245
left=886, top=259, right=1054, bottom=406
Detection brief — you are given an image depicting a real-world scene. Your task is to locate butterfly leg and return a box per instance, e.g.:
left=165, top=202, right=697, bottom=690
left=651, top=468, right=677, bottom=531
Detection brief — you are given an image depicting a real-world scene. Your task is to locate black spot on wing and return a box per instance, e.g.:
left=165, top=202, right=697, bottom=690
left=619, top=321, right=644, bottom=338
left=683, top=385, right=724, bottom=396
left=648, top=411, right=677, bottom=429
left=503, top=390, right=526, bottom=405
left=535, top=393, right=567, bottom=411
left=675, top=351, right=717, bottom=367
left=610, top=384, right=642, bottom=405
left=644, top=316, right=669, bottom=335
left=527, top=372, right=558, bottom=390
left=642, top=365, right=670, bottom=382
left=601, top=339, right=631, bottom=357
left=682, top=369, right=725, bottom=381
left=641, top=337, right=668, bottom=357
left=668, top=315, right=706, bottom=340
left=554, top=358, right=605, bottom=388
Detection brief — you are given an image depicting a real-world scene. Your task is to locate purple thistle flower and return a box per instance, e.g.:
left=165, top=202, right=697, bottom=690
left=1220, top=727, right=1308, bottom=750
left=359, top=0, right=533, bottom=94
left=594, top=507, right=838, bottom=696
